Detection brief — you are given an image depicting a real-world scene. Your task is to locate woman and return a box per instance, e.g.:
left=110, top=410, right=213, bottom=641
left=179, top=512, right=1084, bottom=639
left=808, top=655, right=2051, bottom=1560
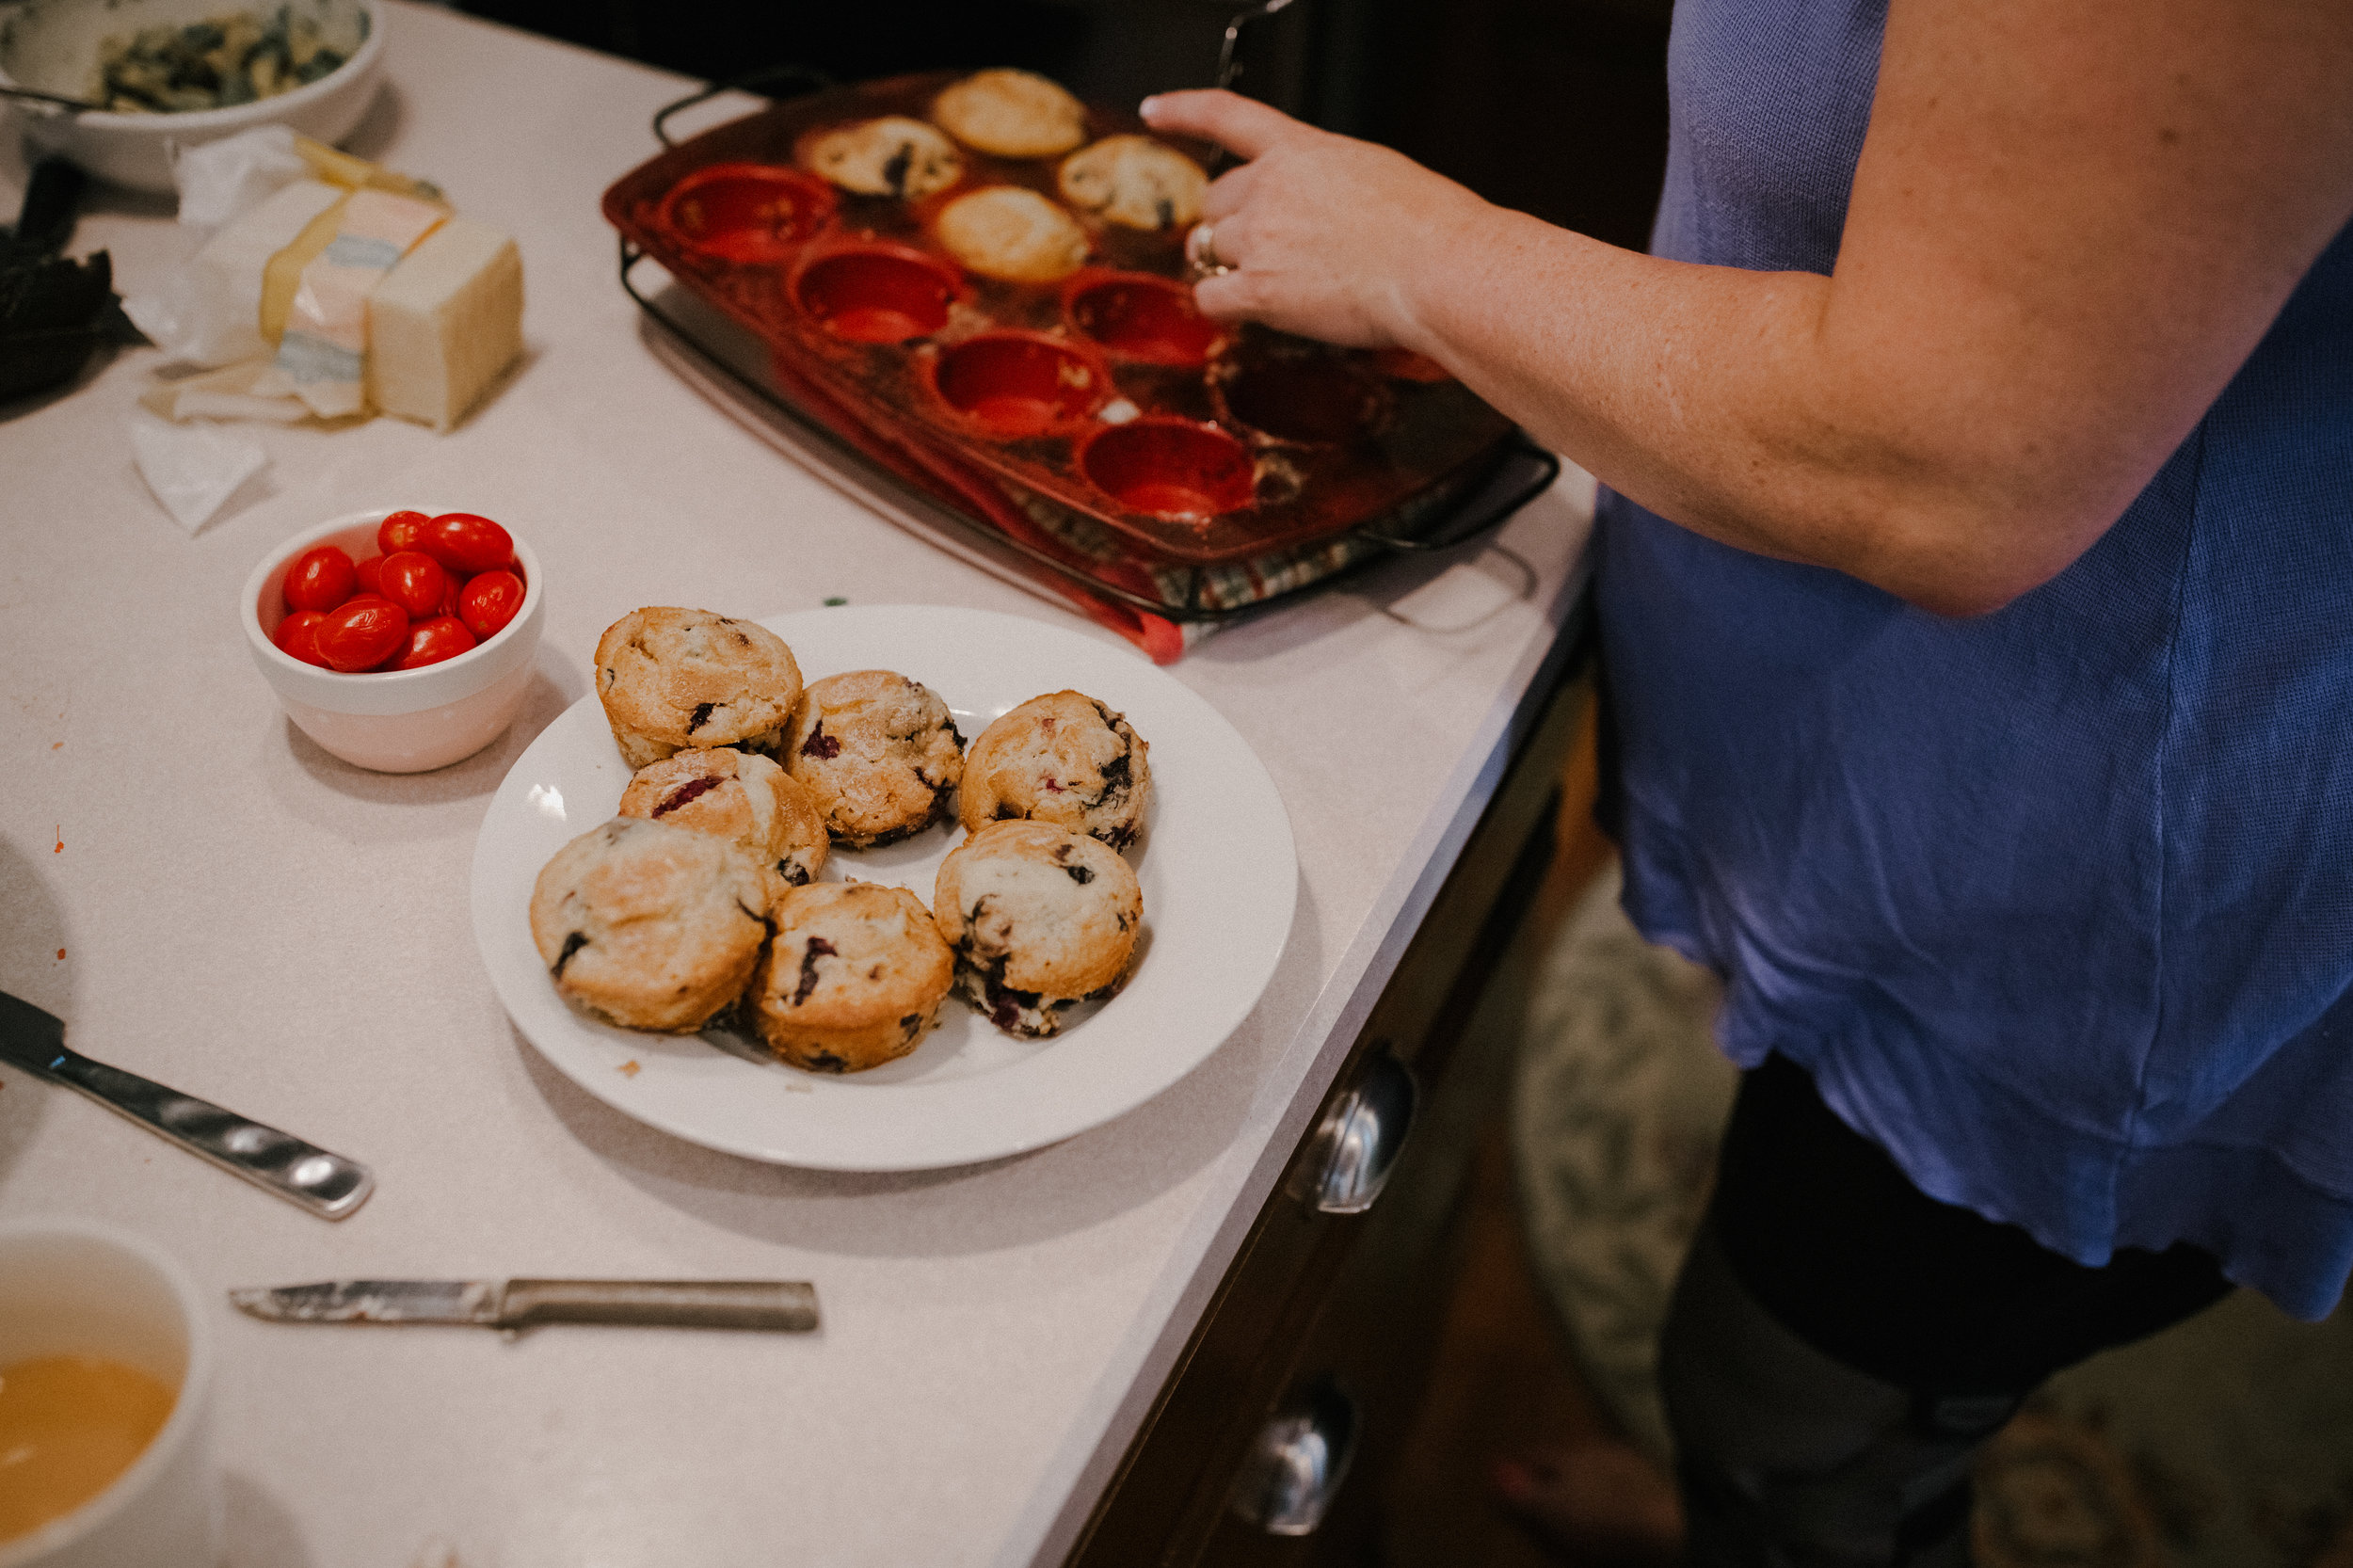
left=1144, top=0, right=2353, bottom=1561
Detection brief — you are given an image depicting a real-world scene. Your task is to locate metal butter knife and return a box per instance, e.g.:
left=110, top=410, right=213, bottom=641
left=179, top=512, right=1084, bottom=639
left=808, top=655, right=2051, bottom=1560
left=0, top=988, right=373, bottom=1220
left=231, top=1279, right=821, bottom=1332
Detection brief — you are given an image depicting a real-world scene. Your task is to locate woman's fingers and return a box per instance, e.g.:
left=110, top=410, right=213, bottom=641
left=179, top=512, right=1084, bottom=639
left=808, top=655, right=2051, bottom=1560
left=1201, top=159, right=1261, bottom=224
left=1140, top=89, right=1310, bottom=162
left=1212, top=208, right=1252, bottom=268
left=1191, top=266, right=1263, bottom=321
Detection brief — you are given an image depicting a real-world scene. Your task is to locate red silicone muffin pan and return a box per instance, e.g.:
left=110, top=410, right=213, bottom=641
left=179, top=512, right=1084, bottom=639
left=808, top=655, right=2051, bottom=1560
left=601, top=72, right=1519, bottom=567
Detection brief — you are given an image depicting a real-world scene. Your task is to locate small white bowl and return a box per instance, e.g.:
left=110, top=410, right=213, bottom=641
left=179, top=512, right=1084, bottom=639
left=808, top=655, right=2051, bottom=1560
left=0, top=1218, right=216, bottom=1568
left=0, top=0, right=382, bottom=193
left=243, top=507, right=546, bottom=774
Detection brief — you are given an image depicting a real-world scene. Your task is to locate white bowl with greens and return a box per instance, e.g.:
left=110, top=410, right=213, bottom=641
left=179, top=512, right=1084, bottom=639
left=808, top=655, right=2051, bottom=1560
left=0, top=0, right=381, bottom=193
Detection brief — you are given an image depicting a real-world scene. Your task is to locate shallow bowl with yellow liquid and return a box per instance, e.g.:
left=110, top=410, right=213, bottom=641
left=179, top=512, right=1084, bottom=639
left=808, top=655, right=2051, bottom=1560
left=0, top=1220, right=214, bottom=1568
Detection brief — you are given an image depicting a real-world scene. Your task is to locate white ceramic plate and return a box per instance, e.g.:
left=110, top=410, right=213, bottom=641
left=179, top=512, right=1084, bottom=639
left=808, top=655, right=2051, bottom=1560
left=471, top=604, right=1297, bottom=1171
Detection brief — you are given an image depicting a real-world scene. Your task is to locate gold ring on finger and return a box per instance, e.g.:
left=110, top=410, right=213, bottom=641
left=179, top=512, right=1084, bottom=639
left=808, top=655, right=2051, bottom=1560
left=1186, top=221, right=1231, bottom=277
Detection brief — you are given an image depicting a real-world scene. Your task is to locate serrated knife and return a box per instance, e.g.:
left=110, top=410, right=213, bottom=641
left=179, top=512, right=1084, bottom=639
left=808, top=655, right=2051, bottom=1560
left=230, top=1278, right=821, bottom=1332
left=0, top=987, right=373, bottom=1220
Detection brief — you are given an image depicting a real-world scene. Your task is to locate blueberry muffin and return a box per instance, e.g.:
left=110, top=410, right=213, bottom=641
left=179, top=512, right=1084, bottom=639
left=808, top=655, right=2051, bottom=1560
left=935, top=186, right=1090, bottom=283
left=782, top=669, right=966, bottom=846
left=959, top=691, right=1149, bottom=851
left=1056, top=136, right=1209, bottom=232
left=617, top=746, right=829, bottom=906
left=802, top=116, right=964, bottom=200
left=749, top=881, right=955, bottom=1072
left=594, top=608, right=806, bottom=770
left=930, top=69, right=1088, bottom=159
left=528, top=816, right=773, bottom=1033
left=934, top=820, right=1143, bottom=1037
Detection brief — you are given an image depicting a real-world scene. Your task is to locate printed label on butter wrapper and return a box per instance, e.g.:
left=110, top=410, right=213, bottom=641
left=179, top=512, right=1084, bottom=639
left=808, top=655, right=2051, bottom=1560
left=271, top=189, right=447, bottom=419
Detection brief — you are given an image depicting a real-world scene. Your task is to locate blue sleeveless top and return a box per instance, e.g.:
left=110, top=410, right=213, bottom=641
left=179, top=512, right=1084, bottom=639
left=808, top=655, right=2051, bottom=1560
left=1597, top=0, right=2353, bottom=1318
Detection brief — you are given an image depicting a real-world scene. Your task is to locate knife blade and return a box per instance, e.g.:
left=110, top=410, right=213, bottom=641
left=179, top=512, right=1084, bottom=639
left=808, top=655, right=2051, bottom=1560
left=229, top=1278, right=821, bottom=1332
left=0, top=988, right=374, bottom=1220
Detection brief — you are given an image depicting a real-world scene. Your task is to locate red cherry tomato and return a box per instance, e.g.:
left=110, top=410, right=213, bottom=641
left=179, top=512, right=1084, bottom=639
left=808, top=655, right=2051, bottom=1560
left=377, top=551, right=451, bottom=619
left=421, top=512, right=513, bottom=575
left=282, top=546, right=356, bottom=614
left=353, top=553, right=385, bottom=595
left=394, top=616, right=478, bottom=670
left=273, top=610, right=329, bottom=667
left=456, top=569, right=525, bottom=642
left=315, top=598, right=409, bottom=672
left=377, top=510, right=432, bottom=555
left=439, top=573, right=464, bottom=617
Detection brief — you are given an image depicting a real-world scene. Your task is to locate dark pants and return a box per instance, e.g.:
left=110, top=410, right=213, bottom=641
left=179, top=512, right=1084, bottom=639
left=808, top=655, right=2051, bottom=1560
left=1660, top=1054, right=2234, bottom=1567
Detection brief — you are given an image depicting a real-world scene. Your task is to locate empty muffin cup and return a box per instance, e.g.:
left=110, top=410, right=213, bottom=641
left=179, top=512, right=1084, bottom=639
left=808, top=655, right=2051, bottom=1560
left=1064, top=272, right=1220, bottom=367
left=1214, top=349, right=1391, bottom=446
left=1080, top=417, right=1257, bottom=520
left=658, top=164, right=838, bottom=265
left=792, top=245, right=962, bottom=344
left=929, top=331, right=1110, bottom=438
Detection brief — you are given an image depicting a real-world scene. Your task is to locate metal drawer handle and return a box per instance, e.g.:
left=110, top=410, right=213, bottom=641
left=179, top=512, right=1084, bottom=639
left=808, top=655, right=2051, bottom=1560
left=1230, top=1378, right=1359, bottom=1536
left=1292, top=1048, right=1417, bottom=1214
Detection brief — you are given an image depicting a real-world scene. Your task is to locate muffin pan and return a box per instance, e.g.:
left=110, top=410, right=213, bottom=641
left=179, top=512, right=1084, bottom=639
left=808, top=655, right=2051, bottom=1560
left=602, top=72, right=1521, bottom=568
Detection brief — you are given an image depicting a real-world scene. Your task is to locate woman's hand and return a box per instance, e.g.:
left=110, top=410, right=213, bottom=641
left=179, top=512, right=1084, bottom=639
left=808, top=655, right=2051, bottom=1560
left=1139, top=90, right=1494, bottom=354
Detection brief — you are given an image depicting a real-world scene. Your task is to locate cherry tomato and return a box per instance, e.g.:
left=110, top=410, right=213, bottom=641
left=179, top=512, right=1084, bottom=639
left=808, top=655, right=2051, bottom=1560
left=421, top=512, right=513, bottom=575
left=282, top=546, right=356, bottom=614
left=439, top=573, right=464, bottom=617
left=377, top=551, right=451, bottom=619
left=353, top=553, right=385, bottom=595
left=394, top=616, right=478, bottom=670
left=315, top=597, right=409, bottom=672
left=456, top=569, right=525, bottom=642
left=273, top=610, right=329, bottom=667
left=377, top=510, right=432, bottom=555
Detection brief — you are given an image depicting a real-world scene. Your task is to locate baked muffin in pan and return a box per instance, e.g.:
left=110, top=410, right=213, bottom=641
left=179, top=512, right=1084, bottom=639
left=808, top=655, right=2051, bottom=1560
left=803, top=115, right=965, bottom=199
left=617, top=746, right=829, bottom=905
left=1057, top=136, right=1209, bottom=232
left=594, top=607, right=805, bottom=770
left=529, top=816, right=773, bottom=1033
left=936, top=186, right=1091, bottom=283
left=935, top=819, right=1143, bottom=1037
left=959, top=690, right=1149, bottom=851
left=783, top=669, right=967, bottom=847
left=750, top=881, right=955, bottom=1072
left=931, top=68, right=1088, bottom=159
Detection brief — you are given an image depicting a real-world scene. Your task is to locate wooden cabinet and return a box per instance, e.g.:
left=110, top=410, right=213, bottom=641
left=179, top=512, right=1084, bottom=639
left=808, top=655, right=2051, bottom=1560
left=1067, top=627, right=1590, bottom=1566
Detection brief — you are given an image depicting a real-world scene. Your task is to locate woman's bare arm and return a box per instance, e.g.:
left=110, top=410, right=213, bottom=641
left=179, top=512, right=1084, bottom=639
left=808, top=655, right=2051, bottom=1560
left=1142, top=0, right=2353, bottom=615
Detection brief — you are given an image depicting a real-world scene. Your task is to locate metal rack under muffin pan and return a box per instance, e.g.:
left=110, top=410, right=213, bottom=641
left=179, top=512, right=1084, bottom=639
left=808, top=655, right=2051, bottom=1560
left=600, top=71, right=1522, bottom=568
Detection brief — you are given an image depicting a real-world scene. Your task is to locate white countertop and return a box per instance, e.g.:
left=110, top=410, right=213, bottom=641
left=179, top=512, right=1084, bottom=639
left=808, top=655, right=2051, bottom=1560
left=0, top=8, right=1592, bottom=1565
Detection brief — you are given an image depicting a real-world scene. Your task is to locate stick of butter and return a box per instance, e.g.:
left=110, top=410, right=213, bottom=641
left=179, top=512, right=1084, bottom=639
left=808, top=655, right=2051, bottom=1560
left=366, top=217, right=525, bottom=431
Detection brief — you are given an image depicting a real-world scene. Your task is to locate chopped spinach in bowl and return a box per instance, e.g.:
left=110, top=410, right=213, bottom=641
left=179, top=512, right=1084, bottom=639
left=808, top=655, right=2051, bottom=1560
left=90, top=6, right=366, bottom=112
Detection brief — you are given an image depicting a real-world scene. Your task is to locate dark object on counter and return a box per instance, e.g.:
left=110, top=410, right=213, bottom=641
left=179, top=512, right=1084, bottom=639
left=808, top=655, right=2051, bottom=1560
left=0, top=158, right=146, bottom=406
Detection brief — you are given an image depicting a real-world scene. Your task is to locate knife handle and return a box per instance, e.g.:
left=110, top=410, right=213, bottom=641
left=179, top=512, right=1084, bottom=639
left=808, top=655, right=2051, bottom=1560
left=51, top=1051, right=375, bottom=1221
left=499, top=1280, right=821, bottom=1332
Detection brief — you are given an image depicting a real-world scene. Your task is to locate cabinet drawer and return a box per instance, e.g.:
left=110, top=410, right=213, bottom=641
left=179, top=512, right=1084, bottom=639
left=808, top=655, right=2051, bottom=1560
left=1066, top=648, right=1590, bottom=1568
